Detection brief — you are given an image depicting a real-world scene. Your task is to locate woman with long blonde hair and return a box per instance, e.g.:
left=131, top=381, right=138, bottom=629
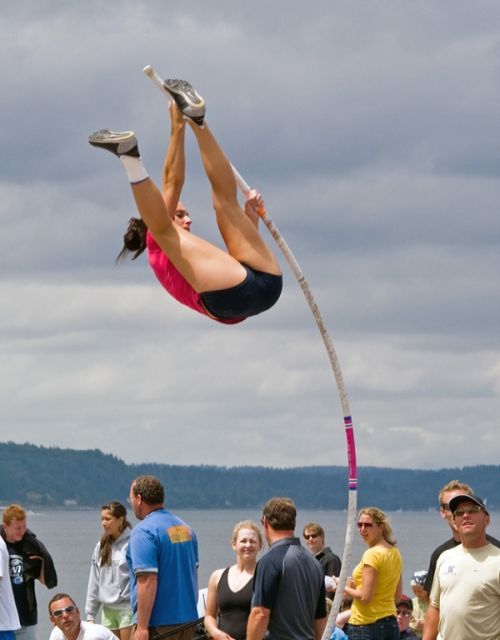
left=344, top=507, right=402, bottom=640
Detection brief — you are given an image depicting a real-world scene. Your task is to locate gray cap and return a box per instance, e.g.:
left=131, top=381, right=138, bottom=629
left=448, top=493, right=489, bottom=515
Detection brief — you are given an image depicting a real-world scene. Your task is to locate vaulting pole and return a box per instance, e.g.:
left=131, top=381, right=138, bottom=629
left=231, top=166, right=357, bottom=637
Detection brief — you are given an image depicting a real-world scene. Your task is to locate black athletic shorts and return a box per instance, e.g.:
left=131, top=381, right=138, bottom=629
left=200, top=264, right=282, bottom=320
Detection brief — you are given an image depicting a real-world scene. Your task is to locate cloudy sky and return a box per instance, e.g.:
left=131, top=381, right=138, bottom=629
left=1, top=1, right=499, bottom=471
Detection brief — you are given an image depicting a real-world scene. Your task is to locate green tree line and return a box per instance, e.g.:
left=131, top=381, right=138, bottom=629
left=0, top=442, right=498, bottom=510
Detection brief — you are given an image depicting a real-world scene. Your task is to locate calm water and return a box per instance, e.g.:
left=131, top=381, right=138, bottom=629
left=24, top=508, right=499, bottom=639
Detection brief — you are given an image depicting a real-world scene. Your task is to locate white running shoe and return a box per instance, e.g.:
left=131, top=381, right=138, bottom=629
left=88, top=129, right=139, bottom=157
left=163, top=79, right=206, bottom=125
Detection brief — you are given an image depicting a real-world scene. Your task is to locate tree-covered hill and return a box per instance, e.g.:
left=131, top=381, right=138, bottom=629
left=1, top=441, right=498, bottom=510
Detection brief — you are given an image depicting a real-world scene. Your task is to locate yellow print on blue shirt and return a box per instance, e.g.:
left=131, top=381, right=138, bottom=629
left=167, top=525, right=192, bottom=543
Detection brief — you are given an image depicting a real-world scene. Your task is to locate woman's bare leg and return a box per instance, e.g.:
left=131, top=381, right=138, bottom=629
left=89, top=129, right=250, bottom=293
left=88, top=128, right=247, bottom=292
left=187, top=119, right=281, bottom=276
left=130, top=177, right=247, bottom=292
left=115, top=626, right=133, bottom=640
left=130, top=110, right=247, bottom=291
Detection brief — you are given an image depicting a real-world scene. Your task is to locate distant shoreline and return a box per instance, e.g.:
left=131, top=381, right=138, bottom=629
left=1, top=441, right=499, bottom=511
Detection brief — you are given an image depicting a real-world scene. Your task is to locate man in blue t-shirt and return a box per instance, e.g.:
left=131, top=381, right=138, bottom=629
left=127, top=475, right=199, bottom=640
left=247, top=497, right=327, bottom=640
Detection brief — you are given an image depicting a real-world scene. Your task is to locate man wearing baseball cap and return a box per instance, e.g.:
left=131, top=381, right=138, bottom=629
left=422, top=494, right=500, bottom=640
left=396, top=595, right=418, bottom=639
left=422, top=480, right=500, bottom=596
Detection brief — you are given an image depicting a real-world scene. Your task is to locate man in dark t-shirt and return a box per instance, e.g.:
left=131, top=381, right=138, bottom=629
left=1, top=504, right=57, bottom=638
left=303, top=522, right=341, bottom=600
left=247, top=498, right=326, bottom=640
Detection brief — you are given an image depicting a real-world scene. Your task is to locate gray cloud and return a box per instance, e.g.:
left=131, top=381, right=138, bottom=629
left=1, top=0, right=499, bottom=470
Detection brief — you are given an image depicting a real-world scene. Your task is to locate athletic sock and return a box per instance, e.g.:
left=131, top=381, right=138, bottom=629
left=119, top=155, right=149, bottom=184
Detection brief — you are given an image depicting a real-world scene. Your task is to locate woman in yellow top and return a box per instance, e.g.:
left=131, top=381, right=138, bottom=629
left=344, top=507, right=403, bottom=640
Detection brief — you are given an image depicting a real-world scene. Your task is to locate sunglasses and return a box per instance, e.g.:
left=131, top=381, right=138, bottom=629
left=396, top=609, right=411, bottom=618
left=357, top=522, right=374, bottom=529
left=51, top=605, right=76, bottom=618
left=454, top=505, right=483, bottom=518
left=304, top=533, right=319, bottom=540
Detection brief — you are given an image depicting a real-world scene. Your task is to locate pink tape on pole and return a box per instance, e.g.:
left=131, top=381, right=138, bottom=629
left=344, top=416, right=357, bottom=490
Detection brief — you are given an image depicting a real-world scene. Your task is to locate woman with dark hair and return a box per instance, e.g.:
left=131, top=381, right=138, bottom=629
left=89, top=78, right=282, bottom=325
left=343, top=507, right=403, bottom=640
left=85, top=501, right=133, bottom=639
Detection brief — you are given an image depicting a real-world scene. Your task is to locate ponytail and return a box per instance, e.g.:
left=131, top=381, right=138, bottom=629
left=115, top=217, right=147, bottom=264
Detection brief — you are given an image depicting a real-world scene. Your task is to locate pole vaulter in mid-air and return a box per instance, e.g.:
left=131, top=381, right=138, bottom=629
left=89, top=79, right=282, bottom=325
left=89, top=68, right=357, bottom=636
